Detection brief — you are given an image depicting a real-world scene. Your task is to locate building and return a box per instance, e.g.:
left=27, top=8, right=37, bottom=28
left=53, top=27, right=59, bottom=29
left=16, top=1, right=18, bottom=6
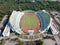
left=50, top=18, right=59, bottom=35
left=3, top=10, right=51, bottom=41
left=55, top=15, right=60, bottom=24
left=2, top=23, right=10, bottom=37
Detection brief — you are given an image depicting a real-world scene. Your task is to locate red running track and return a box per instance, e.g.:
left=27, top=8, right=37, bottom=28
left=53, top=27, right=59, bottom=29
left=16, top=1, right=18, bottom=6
left=20, top=13, right=40, bottom=32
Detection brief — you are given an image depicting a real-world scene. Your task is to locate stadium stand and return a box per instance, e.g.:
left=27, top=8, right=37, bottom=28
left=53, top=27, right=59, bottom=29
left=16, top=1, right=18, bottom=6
left=9, top=11, right=24, bottom=34
left=9, top=10, right=50, bottom=41
left=36, top=11, right=50, bottom=31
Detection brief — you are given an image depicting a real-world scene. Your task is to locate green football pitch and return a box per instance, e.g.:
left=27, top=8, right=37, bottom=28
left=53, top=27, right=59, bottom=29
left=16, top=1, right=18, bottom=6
left=24, top=16, right=36, bottom=27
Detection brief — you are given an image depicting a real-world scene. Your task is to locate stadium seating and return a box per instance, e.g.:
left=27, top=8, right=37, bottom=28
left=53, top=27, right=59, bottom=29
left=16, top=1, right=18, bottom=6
left=36, top=11, right=50, bottom=31
left=10, top=11, right=24, bottom=34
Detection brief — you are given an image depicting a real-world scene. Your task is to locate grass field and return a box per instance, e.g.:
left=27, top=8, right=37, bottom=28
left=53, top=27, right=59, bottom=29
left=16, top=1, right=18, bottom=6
left=24, top=16, right=36, bottom=27
left=20, top=13, right=40, bottom=32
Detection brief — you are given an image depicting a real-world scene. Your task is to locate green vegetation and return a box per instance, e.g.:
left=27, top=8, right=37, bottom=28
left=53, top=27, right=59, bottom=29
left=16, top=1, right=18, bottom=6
left=0, top=39, right=5, bottom=45
left=16, top=41, right=24, bottom=45
left=0, top=0, right=60, bottom=21
left=24, top=16, right=36, bottom=27
left=39, top=40, right=43, bottom=45
left=57, top=16, right=60, bottom=20
left=36, top=40, right=43, bottom=45
left=0, top=26, right=5, bottom=29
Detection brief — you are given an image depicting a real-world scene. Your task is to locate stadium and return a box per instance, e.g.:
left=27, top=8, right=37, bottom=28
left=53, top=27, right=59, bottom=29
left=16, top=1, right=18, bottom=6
left=9, top=10, right=51, bottom=41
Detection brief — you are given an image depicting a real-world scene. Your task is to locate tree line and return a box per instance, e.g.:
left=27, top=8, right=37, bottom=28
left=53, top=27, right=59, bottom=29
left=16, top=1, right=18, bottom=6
left=0, top=0, right=60, bottom=21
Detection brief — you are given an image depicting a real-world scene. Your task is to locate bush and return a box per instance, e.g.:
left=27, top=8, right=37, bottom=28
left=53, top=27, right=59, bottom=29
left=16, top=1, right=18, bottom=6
left=16, top=42, right=24, bottom=45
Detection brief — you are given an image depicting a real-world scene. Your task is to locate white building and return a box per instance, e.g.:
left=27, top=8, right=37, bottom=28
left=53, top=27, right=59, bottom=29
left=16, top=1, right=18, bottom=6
left=50, top=18, right=59, bottom=35
left=2, top=23, right=10, bottom=37
left=55, top=15, right=60, bottom=24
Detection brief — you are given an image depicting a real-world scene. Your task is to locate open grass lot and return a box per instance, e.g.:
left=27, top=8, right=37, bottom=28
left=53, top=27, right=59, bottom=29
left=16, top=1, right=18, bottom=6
left=24, top=16, right=36, bottom=27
